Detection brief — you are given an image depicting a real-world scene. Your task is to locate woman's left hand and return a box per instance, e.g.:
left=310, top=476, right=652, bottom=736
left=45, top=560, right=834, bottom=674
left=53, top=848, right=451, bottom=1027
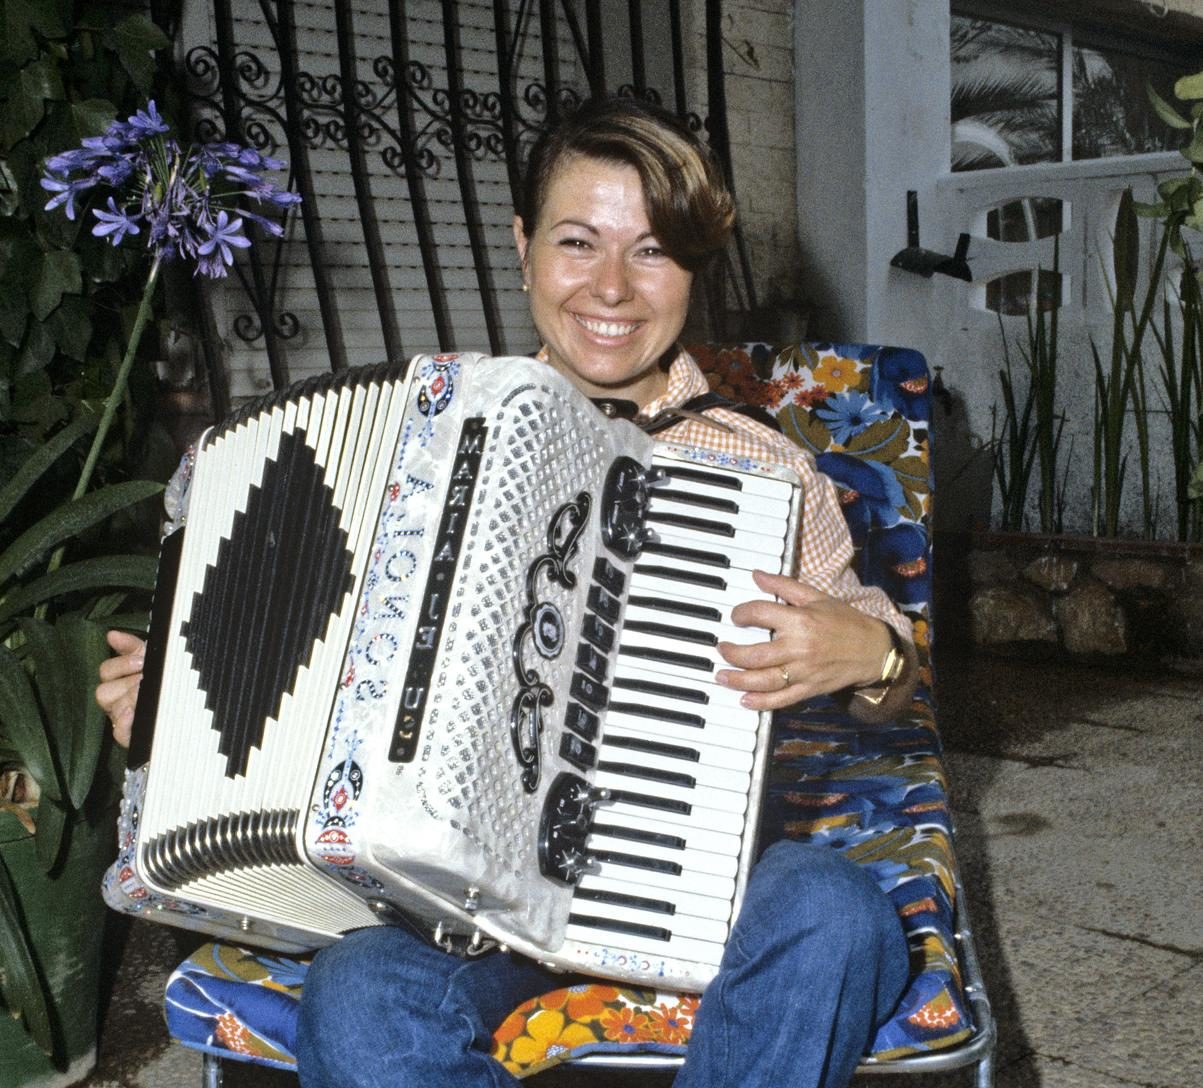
left=715, top=570, right=893, bottom=710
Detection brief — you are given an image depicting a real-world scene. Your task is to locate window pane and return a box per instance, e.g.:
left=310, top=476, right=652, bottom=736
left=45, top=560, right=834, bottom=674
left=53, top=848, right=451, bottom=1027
left=985, top=269, right=1063, bottom=315
left=1072, top=42, right=1193, bottom=160
left=952, top=14, right=1061, bottom=171
left=985, top=197, right=1066, bottom=242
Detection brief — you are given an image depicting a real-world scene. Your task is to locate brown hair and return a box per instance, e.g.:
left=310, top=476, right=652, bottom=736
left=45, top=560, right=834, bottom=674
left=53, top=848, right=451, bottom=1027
left=517, top=96, right=735, bottom=272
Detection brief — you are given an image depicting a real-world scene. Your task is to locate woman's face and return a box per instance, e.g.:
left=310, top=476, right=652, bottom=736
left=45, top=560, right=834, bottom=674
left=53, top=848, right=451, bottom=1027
left=513, top=155, right=693, bottom=408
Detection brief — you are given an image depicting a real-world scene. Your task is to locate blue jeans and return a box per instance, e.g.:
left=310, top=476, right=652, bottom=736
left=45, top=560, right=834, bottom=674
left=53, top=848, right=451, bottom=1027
left=296, top=840, right=909, bottom=1088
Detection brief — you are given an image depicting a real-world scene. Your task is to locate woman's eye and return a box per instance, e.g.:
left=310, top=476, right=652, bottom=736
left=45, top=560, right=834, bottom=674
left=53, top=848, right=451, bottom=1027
left=557, top=237, right=590, bottom=250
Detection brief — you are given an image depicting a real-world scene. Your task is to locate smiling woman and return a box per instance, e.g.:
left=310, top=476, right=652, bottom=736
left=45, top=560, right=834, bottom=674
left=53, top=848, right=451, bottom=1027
left=512, top=97, right=734, bottom=406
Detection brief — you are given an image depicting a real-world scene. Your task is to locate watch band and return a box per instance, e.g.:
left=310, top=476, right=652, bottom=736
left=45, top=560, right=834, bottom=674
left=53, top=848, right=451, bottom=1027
left=857, top=630, right=907, bottom=707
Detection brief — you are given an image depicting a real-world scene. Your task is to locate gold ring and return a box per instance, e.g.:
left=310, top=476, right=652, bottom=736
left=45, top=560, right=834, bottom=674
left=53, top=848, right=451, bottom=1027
left=779, top=665, right=791, bottom=687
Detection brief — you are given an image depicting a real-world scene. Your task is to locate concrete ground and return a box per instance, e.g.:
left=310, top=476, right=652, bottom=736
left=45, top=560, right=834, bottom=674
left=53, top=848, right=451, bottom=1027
left=75, top=651, right=1202, bottom=1088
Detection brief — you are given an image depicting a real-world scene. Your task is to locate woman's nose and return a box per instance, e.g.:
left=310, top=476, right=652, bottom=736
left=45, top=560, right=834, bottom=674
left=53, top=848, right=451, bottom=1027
left=591, top=252, right=633, bottom=305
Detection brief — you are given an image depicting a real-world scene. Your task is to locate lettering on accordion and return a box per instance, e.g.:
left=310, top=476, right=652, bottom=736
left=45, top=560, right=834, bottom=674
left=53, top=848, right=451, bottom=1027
left=391, top=417, right=486, bottom=762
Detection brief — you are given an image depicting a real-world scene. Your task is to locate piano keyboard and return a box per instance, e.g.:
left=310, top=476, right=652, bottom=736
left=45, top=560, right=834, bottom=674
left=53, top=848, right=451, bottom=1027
left=554, top=451, right=800, bottom=983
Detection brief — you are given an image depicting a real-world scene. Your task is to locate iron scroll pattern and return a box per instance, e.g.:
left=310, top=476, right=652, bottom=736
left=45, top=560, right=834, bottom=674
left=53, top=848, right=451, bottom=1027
left=181, top=13, right=706, bottom=353
left=509, top=492, right=592, bottom=793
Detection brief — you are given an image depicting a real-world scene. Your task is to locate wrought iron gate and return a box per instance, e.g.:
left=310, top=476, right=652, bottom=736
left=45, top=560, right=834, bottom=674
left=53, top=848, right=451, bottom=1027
left=179, top=0, right=752, bottom=411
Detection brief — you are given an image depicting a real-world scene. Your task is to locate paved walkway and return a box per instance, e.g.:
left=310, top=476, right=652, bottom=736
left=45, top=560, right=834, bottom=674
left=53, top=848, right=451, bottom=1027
left=78, top=654, right=1202, bottom=1088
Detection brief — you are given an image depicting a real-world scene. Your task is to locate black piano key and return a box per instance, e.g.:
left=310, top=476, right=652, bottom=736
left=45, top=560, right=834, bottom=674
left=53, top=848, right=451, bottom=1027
left=591, top=849, right=683, bottom=876
left=632, top=563, right=727, bottom=591
left=574, top=886, right=676, bottom=915
left=568, top=913, right=673, bottom=942
left=612, top=675, right=708, bottom=704
left=641, top=539, right=731, bottom=569
left=598, top=761, right=696, bottom=789
left=606, top=789, right=692, bottom=815
left=590, top=822, right=687, bottom=850
left=644, top=510, right=735, bottom=538
left=650, top=487, right=739, bottom=514
left=602, top=735, right=700, bottom=762
left=624, top=619, right=718, bottom=647
left=627, top=594, right=722, bottom=622
left=619, top=643, right=715, bottom=673
left=608, top=700, right=706, bottom=729
left=564, top=701, right=599, bottom=741
left=662, top=464, right=743, bottom=491
left=582, top=613, right=615, bottom=652
left=593, top=556, right=626, bottom=596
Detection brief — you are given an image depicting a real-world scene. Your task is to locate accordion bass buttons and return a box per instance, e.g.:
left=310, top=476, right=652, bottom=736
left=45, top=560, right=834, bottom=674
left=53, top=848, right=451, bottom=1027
left=538, top=773, right=610, bottom=885
left=601, top=457, right=663, bottom=558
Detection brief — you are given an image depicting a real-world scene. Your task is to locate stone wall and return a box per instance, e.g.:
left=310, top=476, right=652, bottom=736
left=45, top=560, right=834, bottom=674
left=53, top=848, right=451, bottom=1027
left=953, top=534, right=1203, bottom=669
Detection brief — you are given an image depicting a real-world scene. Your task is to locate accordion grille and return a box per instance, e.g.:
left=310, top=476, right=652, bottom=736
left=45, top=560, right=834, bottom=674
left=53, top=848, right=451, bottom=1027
left=415, top=390, right=614, bottom=874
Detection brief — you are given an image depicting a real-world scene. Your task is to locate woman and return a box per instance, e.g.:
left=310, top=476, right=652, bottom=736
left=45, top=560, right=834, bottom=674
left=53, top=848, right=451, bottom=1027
left=97, top=97, right=914, bottom=1088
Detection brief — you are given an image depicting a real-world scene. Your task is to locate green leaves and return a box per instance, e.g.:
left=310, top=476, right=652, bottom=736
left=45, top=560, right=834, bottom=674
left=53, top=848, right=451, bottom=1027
left=1112, top=190, right=1140, bottom=311
left=0, top=0, right=66, bottom=68
left=104, top=15, right=171, bottom=96
left=30, top=250, right=81, bottom=321
left=0, top=850, right=54, bottom=1055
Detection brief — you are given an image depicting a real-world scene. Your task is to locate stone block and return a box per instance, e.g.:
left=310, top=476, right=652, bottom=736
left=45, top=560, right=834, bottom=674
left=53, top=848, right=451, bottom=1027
left=1090, top=556, right=1169, bottom=591
left=1056, top=578, right=1127, bottom=655
left=969, top=585, right=1057, bottom=644
left=967, top=548, right=1017, bottom=587
left=1023, top=553, right=1078, bottom=592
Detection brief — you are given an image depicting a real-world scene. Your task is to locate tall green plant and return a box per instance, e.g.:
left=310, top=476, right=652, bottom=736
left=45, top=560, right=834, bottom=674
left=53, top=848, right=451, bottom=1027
left=1091, top=189, right=1166, bottom=537
left=991, top=259, right=1064, bottom=533
left=0, top=0, right=172, bottom=1060
left=1150, top=265, right=1203, bottom=541
left=991, top=338, right=1037, bottom=531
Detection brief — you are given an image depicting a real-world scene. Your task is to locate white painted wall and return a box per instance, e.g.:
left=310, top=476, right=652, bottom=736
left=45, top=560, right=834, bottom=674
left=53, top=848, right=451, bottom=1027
left=793, top=0, right=1196, bottom=536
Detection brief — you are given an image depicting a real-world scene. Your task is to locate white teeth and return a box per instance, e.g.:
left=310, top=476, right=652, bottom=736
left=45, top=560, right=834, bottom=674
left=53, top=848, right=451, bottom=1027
left=576, top=315, right=639, bottom=337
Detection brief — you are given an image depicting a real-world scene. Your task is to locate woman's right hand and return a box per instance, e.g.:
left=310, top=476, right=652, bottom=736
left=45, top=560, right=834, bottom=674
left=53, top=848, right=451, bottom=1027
left=96, top=630, right=145, bottom=749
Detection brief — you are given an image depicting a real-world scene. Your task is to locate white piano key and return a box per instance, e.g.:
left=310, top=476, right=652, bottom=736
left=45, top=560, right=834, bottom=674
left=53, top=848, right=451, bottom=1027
left=611, top=662, right=751, bottom=713
left=626, top=569, right=768, bottom=612
left=586, top=831, right=739, bottom=879
left=604, top=796, right=747, bottom=836
left=647, top=495, right=787, bottom=541
left=653, top=456, right=796, bottom=502
left=570, top=898, right=731, bottom=944
left=572, top=871, right=731, bottom=924
left=597, top=743, right=751, bottom=794
left=646, top=520, right=786, bottom=562
left=622, top=602, right=765, bottom=647
left=593, top=768, right=750, bottom=816
left=651, top=477, right=793, bottom=521
left=603, top=711, right=757, bottom=754
left=600, top=723, right=755, bottom=772
left=587, top=807, right=744, bottom=858
left=585, top=856, right=736, bottom=901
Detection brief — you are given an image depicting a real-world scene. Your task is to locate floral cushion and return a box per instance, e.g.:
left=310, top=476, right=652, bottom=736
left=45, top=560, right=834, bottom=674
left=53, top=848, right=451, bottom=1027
left=160, top=342, right=972, bottom=1075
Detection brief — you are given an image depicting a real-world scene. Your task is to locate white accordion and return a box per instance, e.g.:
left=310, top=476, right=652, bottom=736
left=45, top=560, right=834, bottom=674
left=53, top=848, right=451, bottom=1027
left=112, top=353, right=802, bottom=991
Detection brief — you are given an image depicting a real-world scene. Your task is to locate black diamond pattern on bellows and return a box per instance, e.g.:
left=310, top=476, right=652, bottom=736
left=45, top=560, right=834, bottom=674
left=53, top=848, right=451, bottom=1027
left=182, top=427, right=355, bottom=778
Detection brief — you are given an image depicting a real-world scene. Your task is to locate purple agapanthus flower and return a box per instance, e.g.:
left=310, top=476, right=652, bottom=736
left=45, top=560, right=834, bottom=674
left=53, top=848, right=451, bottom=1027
left=40, top=99, right=299, bottom=279
left=92, top=196, right=141, bottom=244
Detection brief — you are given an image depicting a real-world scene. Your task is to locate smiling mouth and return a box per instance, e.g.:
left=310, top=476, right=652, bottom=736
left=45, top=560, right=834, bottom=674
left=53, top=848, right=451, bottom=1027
left=573, top=314, right=642, bottom=338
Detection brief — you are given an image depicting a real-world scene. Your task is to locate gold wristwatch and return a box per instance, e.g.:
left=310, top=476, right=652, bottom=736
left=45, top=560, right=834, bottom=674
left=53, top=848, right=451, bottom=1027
left=857, top=630, right=906, bottom=707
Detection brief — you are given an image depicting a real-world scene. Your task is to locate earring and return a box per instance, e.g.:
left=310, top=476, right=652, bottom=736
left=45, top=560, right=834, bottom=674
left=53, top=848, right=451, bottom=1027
left=521, top=282, right=529, bottom=293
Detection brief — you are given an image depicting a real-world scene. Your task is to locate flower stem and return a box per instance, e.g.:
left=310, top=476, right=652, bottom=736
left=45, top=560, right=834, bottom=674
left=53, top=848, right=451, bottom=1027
left=46, top=256, right=162, bottom=575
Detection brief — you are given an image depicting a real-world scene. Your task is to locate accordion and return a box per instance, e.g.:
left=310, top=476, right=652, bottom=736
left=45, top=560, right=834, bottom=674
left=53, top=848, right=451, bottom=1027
left=110, top=353, right=802, bottom=991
